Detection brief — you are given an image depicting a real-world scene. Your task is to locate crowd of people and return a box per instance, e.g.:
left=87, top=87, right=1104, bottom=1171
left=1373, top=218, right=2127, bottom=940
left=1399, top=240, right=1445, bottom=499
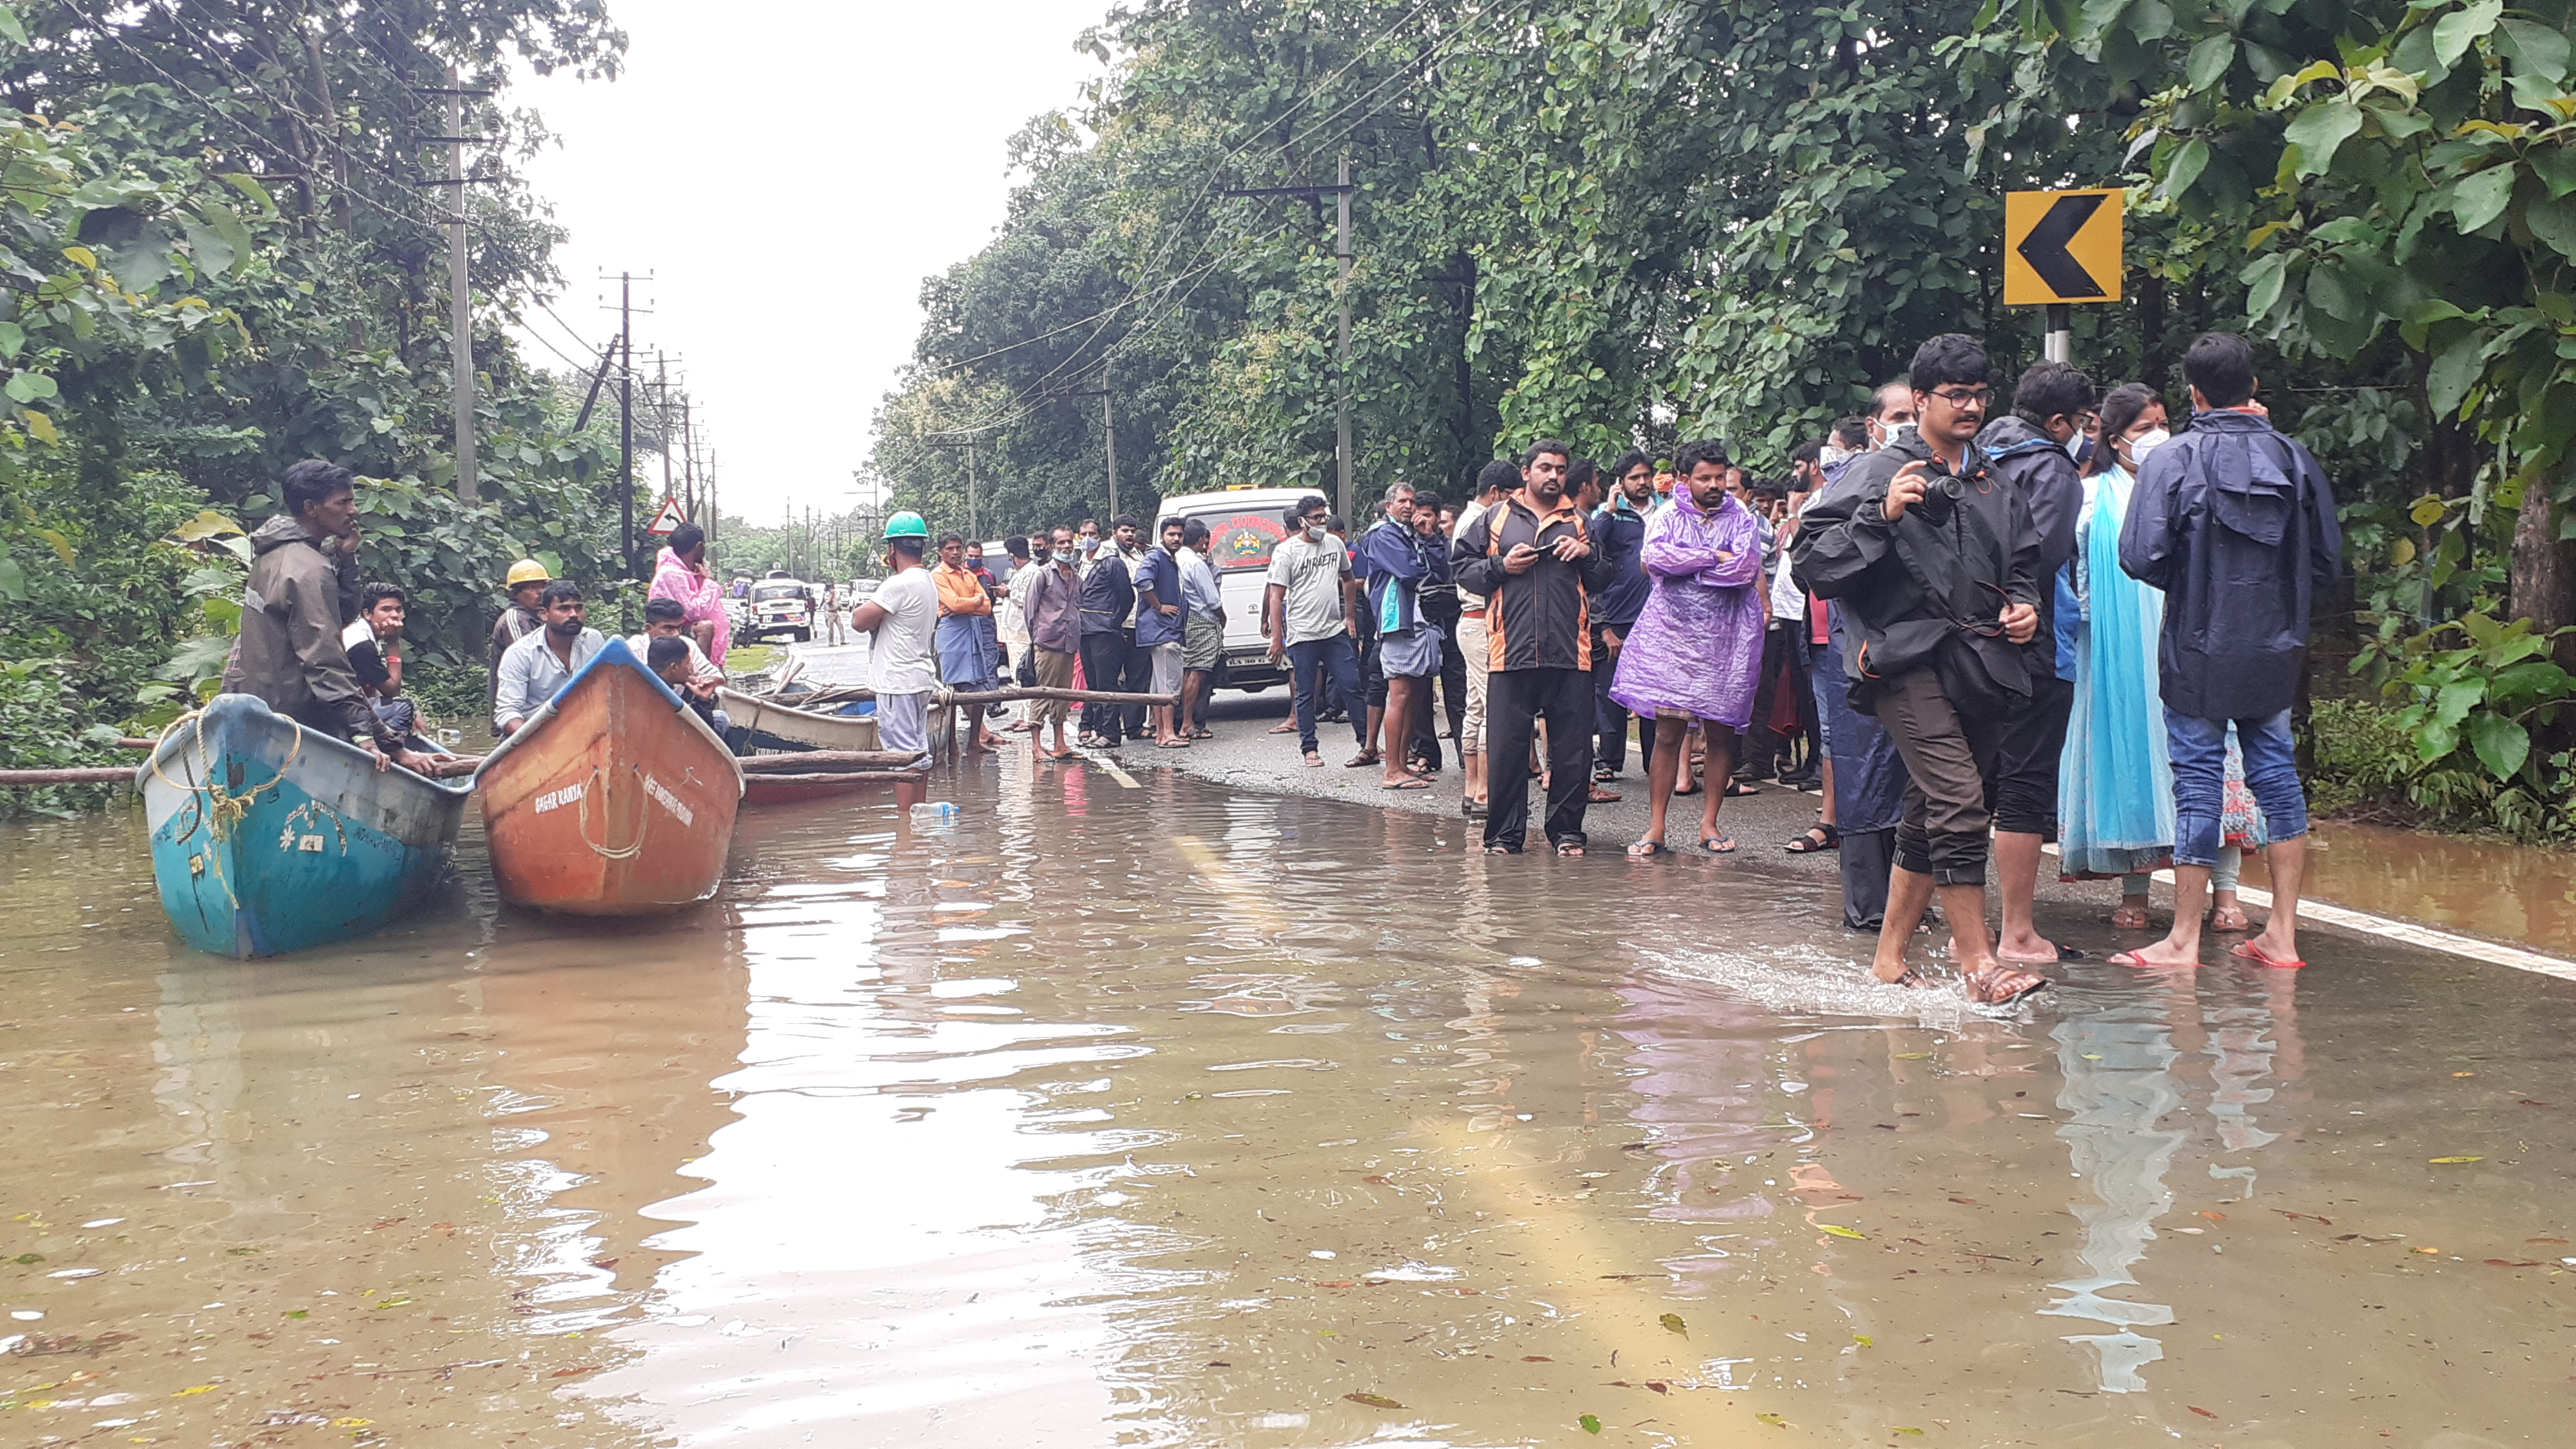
left=941, top=328, right=2341, bottom=1007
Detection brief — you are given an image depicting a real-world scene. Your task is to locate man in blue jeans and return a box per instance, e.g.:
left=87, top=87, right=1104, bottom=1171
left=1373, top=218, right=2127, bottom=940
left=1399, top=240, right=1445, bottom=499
left=1266, top=492, right=1366, bottom=768
left=2115, top=331, right=2342, bottom=970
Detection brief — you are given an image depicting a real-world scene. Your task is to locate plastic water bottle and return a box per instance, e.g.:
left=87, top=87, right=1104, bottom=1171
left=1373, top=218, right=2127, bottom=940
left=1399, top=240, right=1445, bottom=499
left=910, top=801, right=959, bottom=819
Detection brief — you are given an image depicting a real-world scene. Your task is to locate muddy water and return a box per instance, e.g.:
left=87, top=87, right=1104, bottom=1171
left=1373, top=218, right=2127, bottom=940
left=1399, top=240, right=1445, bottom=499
left=4, top=764, right=2573, bottom=1449
left=2242, top=821, right=2576, bottom=954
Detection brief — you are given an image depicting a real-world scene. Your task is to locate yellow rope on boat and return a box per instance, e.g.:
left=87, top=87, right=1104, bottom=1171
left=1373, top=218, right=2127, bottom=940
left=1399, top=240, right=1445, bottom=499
left=148, top=708, right=301, bottom=909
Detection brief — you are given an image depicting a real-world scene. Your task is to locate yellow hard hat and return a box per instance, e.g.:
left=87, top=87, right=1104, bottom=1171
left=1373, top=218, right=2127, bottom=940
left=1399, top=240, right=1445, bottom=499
left=505, top=558, right=550, bottom=588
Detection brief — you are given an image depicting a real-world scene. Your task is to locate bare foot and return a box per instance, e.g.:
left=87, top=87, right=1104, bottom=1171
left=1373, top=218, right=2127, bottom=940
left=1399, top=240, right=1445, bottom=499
left=1996, top=932, right=2067, bottom=965
left=2107, top=938, right=2203, bottom=969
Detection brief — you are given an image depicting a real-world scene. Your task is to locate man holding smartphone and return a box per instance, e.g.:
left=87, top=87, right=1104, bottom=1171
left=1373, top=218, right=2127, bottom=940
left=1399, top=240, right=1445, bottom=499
left=1453, top=439, right=1616, bottom=856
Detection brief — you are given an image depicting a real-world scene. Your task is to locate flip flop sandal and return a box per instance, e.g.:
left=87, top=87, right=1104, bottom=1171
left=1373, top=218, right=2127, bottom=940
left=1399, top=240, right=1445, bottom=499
left=1880, top=966, right=1936, bottom=990
left=1723, top=779, right=1762, bottom=798
left=1380, top=777, right=1432, bottom=791
left=2229, top=940, right=2308, bottom=969
left=2206, top=909, right=2252, bottom=932
left=1188, top=727, right=1215, bottom=739
left=1784, top=824, right=1841, bottom=853
left=2110, top=905, right=2152, bottom=930
left=1156, top=738, right=1193, bottom=749
left=1699, top=834, right=1739, bottom=854
left=1267, top=721, right=1298, bottom=734
left=1589, top=786, right=1623, bottom=804
left=1672, top=781, right=1704, bottom=797
left=1463, top=799, right=1488, bottom=819
left=1626, top=839, right=1669, bottom=859
left=1303, top=753, right=1326, bottom=768
left=1485, top=843, right=1521, bottom=855
left=1964, top=967, right=2052, bottom=1006
left=1593, top=765, right=1618, bottom=783
left=1345, top=753, right=1382, bottom=768
left=1554, top=841, right=1587, bottom=857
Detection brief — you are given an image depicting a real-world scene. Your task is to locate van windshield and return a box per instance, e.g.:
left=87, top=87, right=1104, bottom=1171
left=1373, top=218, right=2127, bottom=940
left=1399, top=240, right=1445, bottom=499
left=751, top=582, right=805, bottom=603
left=1188, top=510, right=1288, bottom=572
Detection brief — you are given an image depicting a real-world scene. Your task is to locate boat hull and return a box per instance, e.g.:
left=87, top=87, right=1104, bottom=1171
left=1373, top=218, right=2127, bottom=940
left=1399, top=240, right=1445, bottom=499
left=138, top=694, right=472, bottom=958
left=740, top=774, right=898, bottom=806
left=476, top=639, right=743, bottom=916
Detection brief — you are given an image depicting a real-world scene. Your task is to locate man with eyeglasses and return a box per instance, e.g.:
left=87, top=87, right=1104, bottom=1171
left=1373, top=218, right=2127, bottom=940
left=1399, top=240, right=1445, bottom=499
left=1790, top=333, right=2049, bottom=1007
left=1976, top=359, right=2095, bottom=968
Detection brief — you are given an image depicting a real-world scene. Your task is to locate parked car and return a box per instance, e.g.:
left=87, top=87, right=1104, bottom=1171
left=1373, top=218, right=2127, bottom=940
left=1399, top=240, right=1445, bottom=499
left=743, top=571, right=817, bottom=643
left=1153, top=486, right=1315, bottom=693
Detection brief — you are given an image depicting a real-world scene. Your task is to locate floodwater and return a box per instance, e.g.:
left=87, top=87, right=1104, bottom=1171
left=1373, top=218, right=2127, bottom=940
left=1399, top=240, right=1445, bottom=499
left=2242, top=822, right=2576, bottom=955
left=4, top=761, right=2573, bottom=1449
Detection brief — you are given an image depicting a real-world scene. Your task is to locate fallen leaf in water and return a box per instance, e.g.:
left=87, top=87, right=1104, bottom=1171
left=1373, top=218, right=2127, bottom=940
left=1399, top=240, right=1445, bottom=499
left=1521, top=1355, right=1552, bottom=1362
left=551, top=1366, right=597, bottom=1378
left=2529, top=1237, right=2569, bottom=1244
left=589, top=1258, right=618, bottom=1270
left=2412, top=1246, right=2443, bottom=1255
left=1895, top=1051, right=1931, bottom=1060
left=285, top=1310, right=308, bottom=1319
left=1344, top=1392, right=1403, bottom=1409
left=1659, top=1313, right=1687, bottom=1335
left=1757, top=1412, right=1788, bottom=1427
left=1318, top=1329, right=1339, bottom=1337
left=2081, top=1053, right=2103, bottom=1060
left=2484, top=1259, right=2544, bottom=1267
left=2429, top=1156, right=2483, bottom=1164
left=1362, top=1175, right=1393, bottom=1186
left=2336, top=1233, right=2404, bottom=1244
left=1204, top=1360, right=1231, bottom=1367
left=2188, top=1406, right=2218, bottom=1419
left=2199, top=1211, right=2226, bottom=1221
left=173, top=1385, right=216, bottom=1397
left=2273, top=1210, right=2333, bottom=1225
left=2522, top=1100, right=2550, bottom=1107
left=1948, top=1196, right=1977, bottom=1204
left=1819, top=1224, right=1867, bottom=1240
left=2451, top=1071, right=2475, bottom=1078
left=1853, top=1334, right=1874, bottom=1347
left=1317, top=1281, right=1357, bottom=1289
left=1578, top=1413, right=1603, bottom=1434
left=1448, top=1287, right=1481, bottom=1296
left=331, top=1418, right=371, bottom=1428
left=1892, top=1430, right=1925, bottom=1438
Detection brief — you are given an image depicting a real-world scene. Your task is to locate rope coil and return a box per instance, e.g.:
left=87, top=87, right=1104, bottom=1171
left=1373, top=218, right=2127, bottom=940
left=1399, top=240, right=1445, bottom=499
left=150, top=707, right=301, bottom=909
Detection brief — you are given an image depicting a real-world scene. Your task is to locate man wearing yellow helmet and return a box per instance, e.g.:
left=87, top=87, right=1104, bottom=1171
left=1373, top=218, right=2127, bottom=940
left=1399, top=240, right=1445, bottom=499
left=489, top=558, right=550, bottom=712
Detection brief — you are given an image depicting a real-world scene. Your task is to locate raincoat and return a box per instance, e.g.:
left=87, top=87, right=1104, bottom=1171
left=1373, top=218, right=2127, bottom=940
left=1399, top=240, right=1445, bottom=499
left=2059, top=465, right=2178, bottom=877
left=1607, top=488, right=1765, bottom=728
left=648, top=546, right=729, bottom=670
left=221, top=515, right=396, bottom=746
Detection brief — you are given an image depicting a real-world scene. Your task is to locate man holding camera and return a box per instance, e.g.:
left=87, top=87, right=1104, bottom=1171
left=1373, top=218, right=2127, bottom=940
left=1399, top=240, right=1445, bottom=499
left=1790, top=334, right=2050, bottom=1006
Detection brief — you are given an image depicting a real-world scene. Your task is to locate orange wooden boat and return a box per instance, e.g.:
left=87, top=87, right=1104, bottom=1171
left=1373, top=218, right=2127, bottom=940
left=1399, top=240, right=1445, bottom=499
left=474, top=638, right=744, bottom=915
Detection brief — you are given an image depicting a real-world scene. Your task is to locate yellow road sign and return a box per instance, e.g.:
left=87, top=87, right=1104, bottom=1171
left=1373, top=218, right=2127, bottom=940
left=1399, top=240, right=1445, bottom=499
left=2004, top=188, right=2123, bottom=305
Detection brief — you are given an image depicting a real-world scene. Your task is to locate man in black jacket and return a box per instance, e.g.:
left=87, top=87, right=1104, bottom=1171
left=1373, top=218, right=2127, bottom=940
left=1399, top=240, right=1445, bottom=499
left=1454, top=439, right=1616, bottom=855
left=2117, top=332, right=2342, bottom=972
left=1789, top=334, right=2049, bottom=1005
left=1976, top=359, right=2093, bottom=967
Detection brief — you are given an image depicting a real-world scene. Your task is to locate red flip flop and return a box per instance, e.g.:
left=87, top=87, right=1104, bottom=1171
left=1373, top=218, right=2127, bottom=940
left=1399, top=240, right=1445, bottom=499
left=2230, top=940, right=2307, bottom=970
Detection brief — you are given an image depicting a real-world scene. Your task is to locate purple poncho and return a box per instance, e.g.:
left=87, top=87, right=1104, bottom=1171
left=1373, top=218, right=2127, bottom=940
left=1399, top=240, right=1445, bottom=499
left=1607, top=489, right=1765, bottom=728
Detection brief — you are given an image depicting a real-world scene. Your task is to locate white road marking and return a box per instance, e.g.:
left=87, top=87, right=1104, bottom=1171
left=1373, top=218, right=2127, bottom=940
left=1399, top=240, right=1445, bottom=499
left=1085, top=752, right=1139, bottom=789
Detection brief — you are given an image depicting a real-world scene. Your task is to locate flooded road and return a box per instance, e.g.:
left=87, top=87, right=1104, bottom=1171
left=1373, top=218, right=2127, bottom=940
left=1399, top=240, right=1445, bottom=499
left=4, top=759, right=2573, bottom=1448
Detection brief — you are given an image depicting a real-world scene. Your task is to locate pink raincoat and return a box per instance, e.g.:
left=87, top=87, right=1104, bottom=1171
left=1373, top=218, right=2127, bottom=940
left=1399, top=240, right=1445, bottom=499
left=648, top=547, right=728, bottom=670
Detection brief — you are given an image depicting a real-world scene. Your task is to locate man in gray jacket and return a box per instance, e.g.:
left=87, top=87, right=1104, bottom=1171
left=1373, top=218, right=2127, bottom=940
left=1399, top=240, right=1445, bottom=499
left=222, top=459, right=429, bottom=772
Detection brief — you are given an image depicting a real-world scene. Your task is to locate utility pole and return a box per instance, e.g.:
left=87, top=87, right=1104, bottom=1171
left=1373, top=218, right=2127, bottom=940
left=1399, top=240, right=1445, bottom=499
left=1335, top=149, right=1354, bottom=522
left=924, top=437, right=979, bottom=539
left=654, top=351, right=673, bottom=512
left=680, top=396, right=698, bottom=525
left=446, top=66, right=476, bottom=503
left=1222, top=165, right=1360, bottom=519
left=1103, top=391, right=1116, bottom=524
left=618, top=273, right=635, bottom=587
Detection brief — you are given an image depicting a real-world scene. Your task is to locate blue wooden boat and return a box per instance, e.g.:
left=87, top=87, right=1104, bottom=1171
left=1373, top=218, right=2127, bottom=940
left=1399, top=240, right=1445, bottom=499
left=138, top=693, right=474, bottom=958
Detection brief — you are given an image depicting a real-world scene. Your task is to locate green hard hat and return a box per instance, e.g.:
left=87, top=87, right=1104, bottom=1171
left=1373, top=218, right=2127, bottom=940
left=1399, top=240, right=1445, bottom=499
left=883, top=510, right=929, bottom=540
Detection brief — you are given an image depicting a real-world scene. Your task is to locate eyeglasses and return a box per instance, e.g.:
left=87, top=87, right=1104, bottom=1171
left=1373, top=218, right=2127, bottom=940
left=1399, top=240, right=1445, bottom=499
left=1929, top=387, right=1993, bottom=407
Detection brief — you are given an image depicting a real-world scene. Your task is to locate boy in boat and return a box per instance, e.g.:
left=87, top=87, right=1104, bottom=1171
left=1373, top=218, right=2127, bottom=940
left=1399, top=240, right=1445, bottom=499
left=340, top=582, right=441, bottom=754
left=222, top=459, right=433, bottom=774
left=647, top=636, right=727, bottom=736
left=630, top=597, right=730, bottom=734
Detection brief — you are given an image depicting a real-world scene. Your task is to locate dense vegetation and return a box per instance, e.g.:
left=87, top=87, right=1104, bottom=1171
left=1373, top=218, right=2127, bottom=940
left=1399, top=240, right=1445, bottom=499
left=0, top=0, right=638, bottom=814
left=872, top=0, right=2576, bottom=841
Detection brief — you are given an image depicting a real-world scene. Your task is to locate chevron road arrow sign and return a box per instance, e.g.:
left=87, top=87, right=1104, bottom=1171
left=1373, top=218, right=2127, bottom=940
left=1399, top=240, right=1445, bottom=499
left=2003, top=188, right=2124, bottom=306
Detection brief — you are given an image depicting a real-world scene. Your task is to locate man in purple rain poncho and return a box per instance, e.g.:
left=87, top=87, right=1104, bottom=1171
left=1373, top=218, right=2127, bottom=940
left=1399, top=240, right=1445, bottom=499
left=1608, top=438, right=1768, bottom=857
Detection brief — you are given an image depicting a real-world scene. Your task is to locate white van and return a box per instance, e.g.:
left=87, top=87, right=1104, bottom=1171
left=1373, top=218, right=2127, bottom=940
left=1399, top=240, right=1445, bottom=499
left=1153, top=486, right=1324, bottom=692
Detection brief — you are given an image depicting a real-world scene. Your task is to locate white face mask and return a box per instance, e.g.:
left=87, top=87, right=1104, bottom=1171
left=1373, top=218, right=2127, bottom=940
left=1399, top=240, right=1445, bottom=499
left=2130, top=427, right=2170, bottom=464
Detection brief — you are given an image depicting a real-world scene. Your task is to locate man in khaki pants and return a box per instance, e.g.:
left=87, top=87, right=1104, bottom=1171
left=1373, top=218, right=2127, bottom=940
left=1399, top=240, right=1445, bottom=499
left=1450, top=461, right=1518, bottom=819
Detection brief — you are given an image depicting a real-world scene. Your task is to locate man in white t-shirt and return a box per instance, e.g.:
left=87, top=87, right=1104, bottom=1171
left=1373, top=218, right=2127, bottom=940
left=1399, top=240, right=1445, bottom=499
left=1448, top=461, right=1519, bottom=819
left=1264, top=492, right=1364, bottom=769
left=850, top=513, right=940, bottom=807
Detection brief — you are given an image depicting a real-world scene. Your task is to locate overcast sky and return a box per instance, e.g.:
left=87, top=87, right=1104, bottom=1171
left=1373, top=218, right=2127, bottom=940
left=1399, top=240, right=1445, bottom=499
left=509, top=0, right=1103, bottom=526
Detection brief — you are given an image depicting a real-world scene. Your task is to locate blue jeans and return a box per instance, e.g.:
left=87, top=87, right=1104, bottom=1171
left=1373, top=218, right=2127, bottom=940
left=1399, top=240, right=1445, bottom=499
left=2166, top=708, right=2307, bottom=867
left=1287, top=634, right=1365, bottom=754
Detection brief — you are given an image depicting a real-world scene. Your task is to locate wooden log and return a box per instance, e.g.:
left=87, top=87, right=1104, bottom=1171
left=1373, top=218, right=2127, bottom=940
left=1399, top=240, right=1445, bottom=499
left=734, top=748, right=928, bottom=774
left=939, top=685, right=1178, bottom=707
left=0, top=767, right=135, bottom=786
left=739, top=769, right=919, bottom=784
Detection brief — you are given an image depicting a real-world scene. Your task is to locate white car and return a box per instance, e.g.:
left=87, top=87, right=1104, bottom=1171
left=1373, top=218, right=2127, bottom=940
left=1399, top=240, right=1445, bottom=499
left=1153, top=486, right=1328, bottom=693
left=745, top=573, right=816, bottom=643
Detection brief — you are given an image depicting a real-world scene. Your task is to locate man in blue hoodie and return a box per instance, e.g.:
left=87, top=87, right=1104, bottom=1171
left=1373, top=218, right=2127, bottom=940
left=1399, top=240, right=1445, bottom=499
left=2117, top=332, right=2341, bottom=972
left=1356, top=482, right=1440, bottom=791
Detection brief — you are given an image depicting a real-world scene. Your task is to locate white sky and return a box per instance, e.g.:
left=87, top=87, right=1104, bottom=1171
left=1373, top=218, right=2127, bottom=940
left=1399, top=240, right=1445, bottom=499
left=508, top=0, right=1103, bottom=525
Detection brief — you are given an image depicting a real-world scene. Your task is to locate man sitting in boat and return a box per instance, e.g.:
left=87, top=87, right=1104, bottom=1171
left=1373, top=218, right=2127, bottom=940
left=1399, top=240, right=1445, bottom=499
left=340, top=582, right=439, bottom=754
left=221, top=459, right=434, bottom=774
left=629, top=598, right=730, bottom=733
left=494, top=580, right=606, bottom=737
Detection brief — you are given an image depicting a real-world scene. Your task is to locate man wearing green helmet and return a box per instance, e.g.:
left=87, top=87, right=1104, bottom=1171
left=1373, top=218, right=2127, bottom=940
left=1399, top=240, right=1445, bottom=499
left=849, top=511, right=939, bottom=804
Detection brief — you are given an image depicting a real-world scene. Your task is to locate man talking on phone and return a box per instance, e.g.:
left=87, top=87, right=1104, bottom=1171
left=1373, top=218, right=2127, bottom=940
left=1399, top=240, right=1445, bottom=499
left=1790, top=333, right=2049, bottom=1007
left=1453, top=439, right=1616, bottom=856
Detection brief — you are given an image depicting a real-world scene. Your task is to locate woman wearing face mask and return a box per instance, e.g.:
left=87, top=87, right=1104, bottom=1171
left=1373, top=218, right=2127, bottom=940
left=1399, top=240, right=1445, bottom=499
left=2058, top=384, right=2263, bottom=935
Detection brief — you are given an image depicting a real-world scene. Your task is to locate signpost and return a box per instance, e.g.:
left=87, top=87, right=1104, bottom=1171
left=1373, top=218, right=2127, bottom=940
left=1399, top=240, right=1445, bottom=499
left=2003, top=187, right=2124, bottom=365
left=645, top=497, right=686, bottom=536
